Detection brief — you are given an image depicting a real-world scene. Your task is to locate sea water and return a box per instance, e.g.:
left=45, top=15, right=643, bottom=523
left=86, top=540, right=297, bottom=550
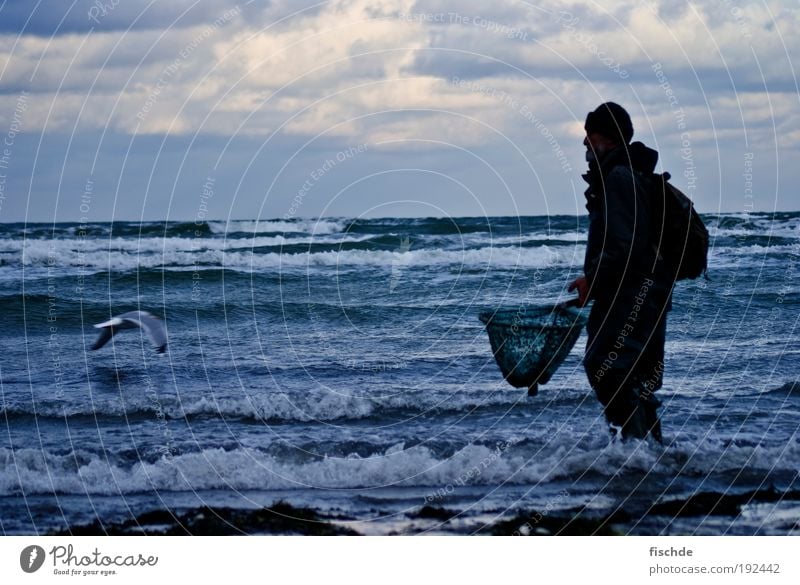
left=0, top=213, right=798, bottom=534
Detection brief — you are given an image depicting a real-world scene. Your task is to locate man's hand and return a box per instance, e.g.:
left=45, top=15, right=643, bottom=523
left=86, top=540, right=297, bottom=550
left=568, top=276, right=589, bottom=307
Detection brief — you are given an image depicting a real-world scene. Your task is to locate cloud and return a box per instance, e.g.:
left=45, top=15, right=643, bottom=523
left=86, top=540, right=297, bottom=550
left=1, top=0, right=796, bottom=144
left=0, top=0, right=262, bottom=36
left=0, top=0, right=797, bottom=219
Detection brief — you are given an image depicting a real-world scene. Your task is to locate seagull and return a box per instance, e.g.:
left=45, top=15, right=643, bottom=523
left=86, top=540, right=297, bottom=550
left=91, top=311, right=167, bottom=353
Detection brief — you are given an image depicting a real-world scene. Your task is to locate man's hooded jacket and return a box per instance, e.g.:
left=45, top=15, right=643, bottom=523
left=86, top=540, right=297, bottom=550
left=582, top=141, right=669, bottom=302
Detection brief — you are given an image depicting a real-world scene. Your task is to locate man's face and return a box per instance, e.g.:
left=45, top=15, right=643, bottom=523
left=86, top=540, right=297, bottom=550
left=583, top=132, right=617, bottom=162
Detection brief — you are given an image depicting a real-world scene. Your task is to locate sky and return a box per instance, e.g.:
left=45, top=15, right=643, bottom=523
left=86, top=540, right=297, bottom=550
left=0, top=0, right=797, bottom=222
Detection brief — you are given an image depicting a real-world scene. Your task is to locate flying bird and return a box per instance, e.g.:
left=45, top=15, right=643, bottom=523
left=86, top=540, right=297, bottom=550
left=91, top=311, right=167, bottom=353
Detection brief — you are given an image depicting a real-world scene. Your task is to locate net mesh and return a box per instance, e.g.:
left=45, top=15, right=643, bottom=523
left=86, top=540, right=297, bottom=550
left=479, top=305, right=587, bottom=390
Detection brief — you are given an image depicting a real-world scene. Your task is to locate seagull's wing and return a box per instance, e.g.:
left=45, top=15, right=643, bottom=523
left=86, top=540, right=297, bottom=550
left=94, top=317, right=125, bottom=329
left=92, top=316, right=126, bottom=350
left=91, top=324, right=118, bottom=350
left=122, top=311, right=168, bottom=353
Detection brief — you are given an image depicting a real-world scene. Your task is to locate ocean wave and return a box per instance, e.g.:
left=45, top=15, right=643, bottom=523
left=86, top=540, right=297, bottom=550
left=1, top=432, right=797, bottom=495
left=0, top=294, right=109, bottom=324
left=707, top=213, right=800, bottom=233
left=3, top=232, right=580, bottom=267
left=208, top=219, right=347, bottom=236
left=710, top=226, right=800, bottom=240
left=1, top=221, right=217, bottom=239
left=709, top=243, right=799, bottom=260
left=760, top=381, right=800, bottom=397
left=3, top=377, right=795, bottom=430
left=458, top=232, right=587, bottom=247
left=3, top=213, right=796, bottom=242
left=9, top=233, right=376, bottom=257
left=342, top=217, right=507, bottom=236
left=0, top=220, right=349, bottom=240
left=16, top=242, right=581, bottom=272
left=0, top=388, right=537, bottom=424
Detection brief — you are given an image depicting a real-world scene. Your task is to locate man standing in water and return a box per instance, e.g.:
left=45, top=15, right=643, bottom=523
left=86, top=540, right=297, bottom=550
left=568, top=102, right=674, bottom=442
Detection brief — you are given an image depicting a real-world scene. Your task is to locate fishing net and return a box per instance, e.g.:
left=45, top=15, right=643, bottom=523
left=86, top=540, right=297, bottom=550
left=479, top=304, right=587, bottom=395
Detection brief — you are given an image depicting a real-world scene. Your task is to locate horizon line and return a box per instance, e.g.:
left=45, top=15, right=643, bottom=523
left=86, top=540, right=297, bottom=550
left=0, top=209, right=795, bottom=224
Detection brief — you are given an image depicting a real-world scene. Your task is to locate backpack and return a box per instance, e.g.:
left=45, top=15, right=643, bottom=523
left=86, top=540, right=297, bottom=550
left=644, top=172, right=709, bottom=280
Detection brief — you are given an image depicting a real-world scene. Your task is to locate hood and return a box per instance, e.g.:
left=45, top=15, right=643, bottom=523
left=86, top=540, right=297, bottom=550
left=583, top=141, right=659, bottom=193
left=601, top=141, right=659, bottom=175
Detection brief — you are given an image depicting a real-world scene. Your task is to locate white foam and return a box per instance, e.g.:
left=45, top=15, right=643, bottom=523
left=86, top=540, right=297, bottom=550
left=459, top=232, right=588, bottom=246
left=17, top=241, right=582, bottom=271
left=707, top=216, right=800, bottom=239
left=0, top=442, right=537, bottom=495
left=710, top=227, right=800, bottom=239
left=12, top=387, right=529, bottom=423
left=208, top=219, right=347, bottom=235
left=2, top=432, right=798, bottom=495
left=708, top=244, right=798, bottom=263
left=17, top=233, right=375, bottom=259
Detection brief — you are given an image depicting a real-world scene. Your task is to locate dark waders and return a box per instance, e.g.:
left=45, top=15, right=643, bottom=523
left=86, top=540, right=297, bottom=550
left=583, top=277, right=669, bottom=443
